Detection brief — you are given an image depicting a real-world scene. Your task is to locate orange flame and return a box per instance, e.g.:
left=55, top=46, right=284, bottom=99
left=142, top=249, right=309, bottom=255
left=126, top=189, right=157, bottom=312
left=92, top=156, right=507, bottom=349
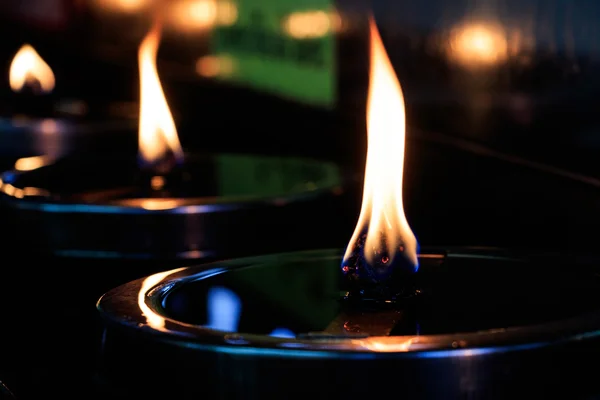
left=9, top=45, right=55, bottom=93
left=138, top=20, right=184, bottom=167
left=344, top=18, right=418, bottom=268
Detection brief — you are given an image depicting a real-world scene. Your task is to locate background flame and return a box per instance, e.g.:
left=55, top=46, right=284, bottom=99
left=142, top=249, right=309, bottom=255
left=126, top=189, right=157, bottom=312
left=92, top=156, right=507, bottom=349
left=448, top=22, right=508, bottom=67
left=283, top=10, right=334, bottom=39
left=9, top=44, right=55, bottom=93
left=138, top=19, right=184, bottom=166
left=344, top=18, right=418, bottom=268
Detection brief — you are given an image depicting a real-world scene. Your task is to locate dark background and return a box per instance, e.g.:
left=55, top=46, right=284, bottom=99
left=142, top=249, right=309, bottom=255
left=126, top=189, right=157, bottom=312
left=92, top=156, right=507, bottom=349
left=0, top=0, right=600, bottom=398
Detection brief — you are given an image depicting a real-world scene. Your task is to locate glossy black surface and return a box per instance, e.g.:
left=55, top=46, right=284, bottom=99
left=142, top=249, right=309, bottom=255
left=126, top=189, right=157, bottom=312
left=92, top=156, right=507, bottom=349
left=0, top=152, right=348, bottom=260
left=96, top=248, right=600, bottom=399
left=2, top=3, right=600, bottom=398
left=0, top=129, right=597, bottom=400
left=1, top=152, right=342, bottom=204
left=160, top=250, right=600, bottom=336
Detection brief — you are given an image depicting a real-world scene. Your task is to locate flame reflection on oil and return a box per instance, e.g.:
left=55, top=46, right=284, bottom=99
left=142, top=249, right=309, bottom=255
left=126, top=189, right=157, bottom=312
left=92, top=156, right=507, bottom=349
left=269, top=327, right=296, bottom=338
left=14, top=156, right=52, bottom=172
left=343, top=18, right=418, bottom=270
left=8, top=119, right=73, bottom=159
left=93, top=0, right=149, bottom=13
left=206, top=286, right=242, bottom=332
left=9, top=44, right=55, bottom=93
left=354, top=337, right=415, bottom=352
left=138, top=268, right=187, bottom=331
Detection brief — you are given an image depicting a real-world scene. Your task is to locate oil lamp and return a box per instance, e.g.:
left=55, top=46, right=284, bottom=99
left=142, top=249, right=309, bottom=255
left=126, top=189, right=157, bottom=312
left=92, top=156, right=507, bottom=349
left=0, top=43, right=137, bottom=170
left=0, top=17, right=347, bottom=259
left=96, top=17, right=600, bottom=399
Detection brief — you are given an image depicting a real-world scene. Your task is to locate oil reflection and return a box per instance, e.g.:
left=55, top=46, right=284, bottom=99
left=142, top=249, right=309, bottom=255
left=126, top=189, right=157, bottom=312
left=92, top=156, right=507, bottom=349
left=269, top=327, right=296, bottom=338
left=1, top=156, right=53, bottom=198
left=0, top=154, right=342, bottom=212
left=206, top=286, right=242, bottom=332
left=33, top=119, right=69, bottom=158
left=7, top=117, right=75, bottom=159
left=138, top=268, right=187, bottom=331
left=214, top=154, right=341, bottom=199
left=353, top=337, right=415, bottom=352
left=14, top=155, right=52, bottom=172
left=92, top=0, right=149, bottom=13
left=139, top=199, right=180, bottom=210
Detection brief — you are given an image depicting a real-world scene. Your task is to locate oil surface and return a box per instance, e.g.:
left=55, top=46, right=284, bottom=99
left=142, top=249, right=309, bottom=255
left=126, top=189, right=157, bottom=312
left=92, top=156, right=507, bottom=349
left=160, top=249, right=600, bottom=336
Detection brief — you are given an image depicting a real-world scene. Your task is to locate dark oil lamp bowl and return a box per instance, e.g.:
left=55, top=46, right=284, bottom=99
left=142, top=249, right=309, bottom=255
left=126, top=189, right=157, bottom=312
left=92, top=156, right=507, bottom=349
left=0, top=152, right=347, bottom=260
left=0, top=85, right=138, bottom=166
left=97, top=247, right=600, bottom=399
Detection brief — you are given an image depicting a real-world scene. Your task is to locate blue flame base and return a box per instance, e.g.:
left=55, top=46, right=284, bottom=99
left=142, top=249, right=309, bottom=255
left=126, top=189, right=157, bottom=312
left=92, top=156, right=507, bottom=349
left=341, top=230, right=419, bottom=302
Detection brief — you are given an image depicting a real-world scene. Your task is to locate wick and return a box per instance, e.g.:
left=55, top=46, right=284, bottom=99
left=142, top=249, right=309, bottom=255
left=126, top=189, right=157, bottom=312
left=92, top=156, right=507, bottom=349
left=139, top=151, right=186, bottom=195
left=22, top=74, right=44, bottom=95
left=139, top=149, right=181, bottom=175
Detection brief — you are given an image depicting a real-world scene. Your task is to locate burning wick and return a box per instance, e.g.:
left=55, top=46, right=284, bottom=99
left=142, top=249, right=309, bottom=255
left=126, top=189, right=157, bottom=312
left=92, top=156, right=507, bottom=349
left=137, top=17, right=184, bottom=177
left=341, top=17, right=418, bottom=299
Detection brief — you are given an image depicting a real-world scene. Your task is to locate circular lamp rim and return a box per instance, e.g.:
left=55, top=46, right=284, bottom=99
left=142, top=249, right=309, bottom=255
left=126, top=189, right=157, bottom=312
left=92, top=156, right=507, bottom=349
left=97, top=247, right=600, bottom=357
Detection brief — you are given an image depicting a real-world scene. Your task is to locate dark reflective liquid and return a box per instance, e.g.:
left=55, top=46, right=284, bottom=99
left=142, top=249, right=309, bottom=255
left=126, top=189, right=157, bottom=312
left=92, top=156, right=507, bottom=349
left=160, top=249, right=600, bottom=336
left=2, top=152, right=342, bottom=202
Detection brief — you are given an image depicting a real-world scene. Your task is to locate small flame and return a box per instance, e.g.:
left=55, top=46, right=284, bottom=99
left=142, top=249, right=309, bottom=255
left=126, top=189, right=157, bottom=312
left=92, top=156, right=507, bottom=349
left=343, top=18, right=418, bottom=270
left=269, top=327, right=296, bottom=338
left=138, top=19, right=184, bottom=168
left=9, top=45, right=55, bottom=93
